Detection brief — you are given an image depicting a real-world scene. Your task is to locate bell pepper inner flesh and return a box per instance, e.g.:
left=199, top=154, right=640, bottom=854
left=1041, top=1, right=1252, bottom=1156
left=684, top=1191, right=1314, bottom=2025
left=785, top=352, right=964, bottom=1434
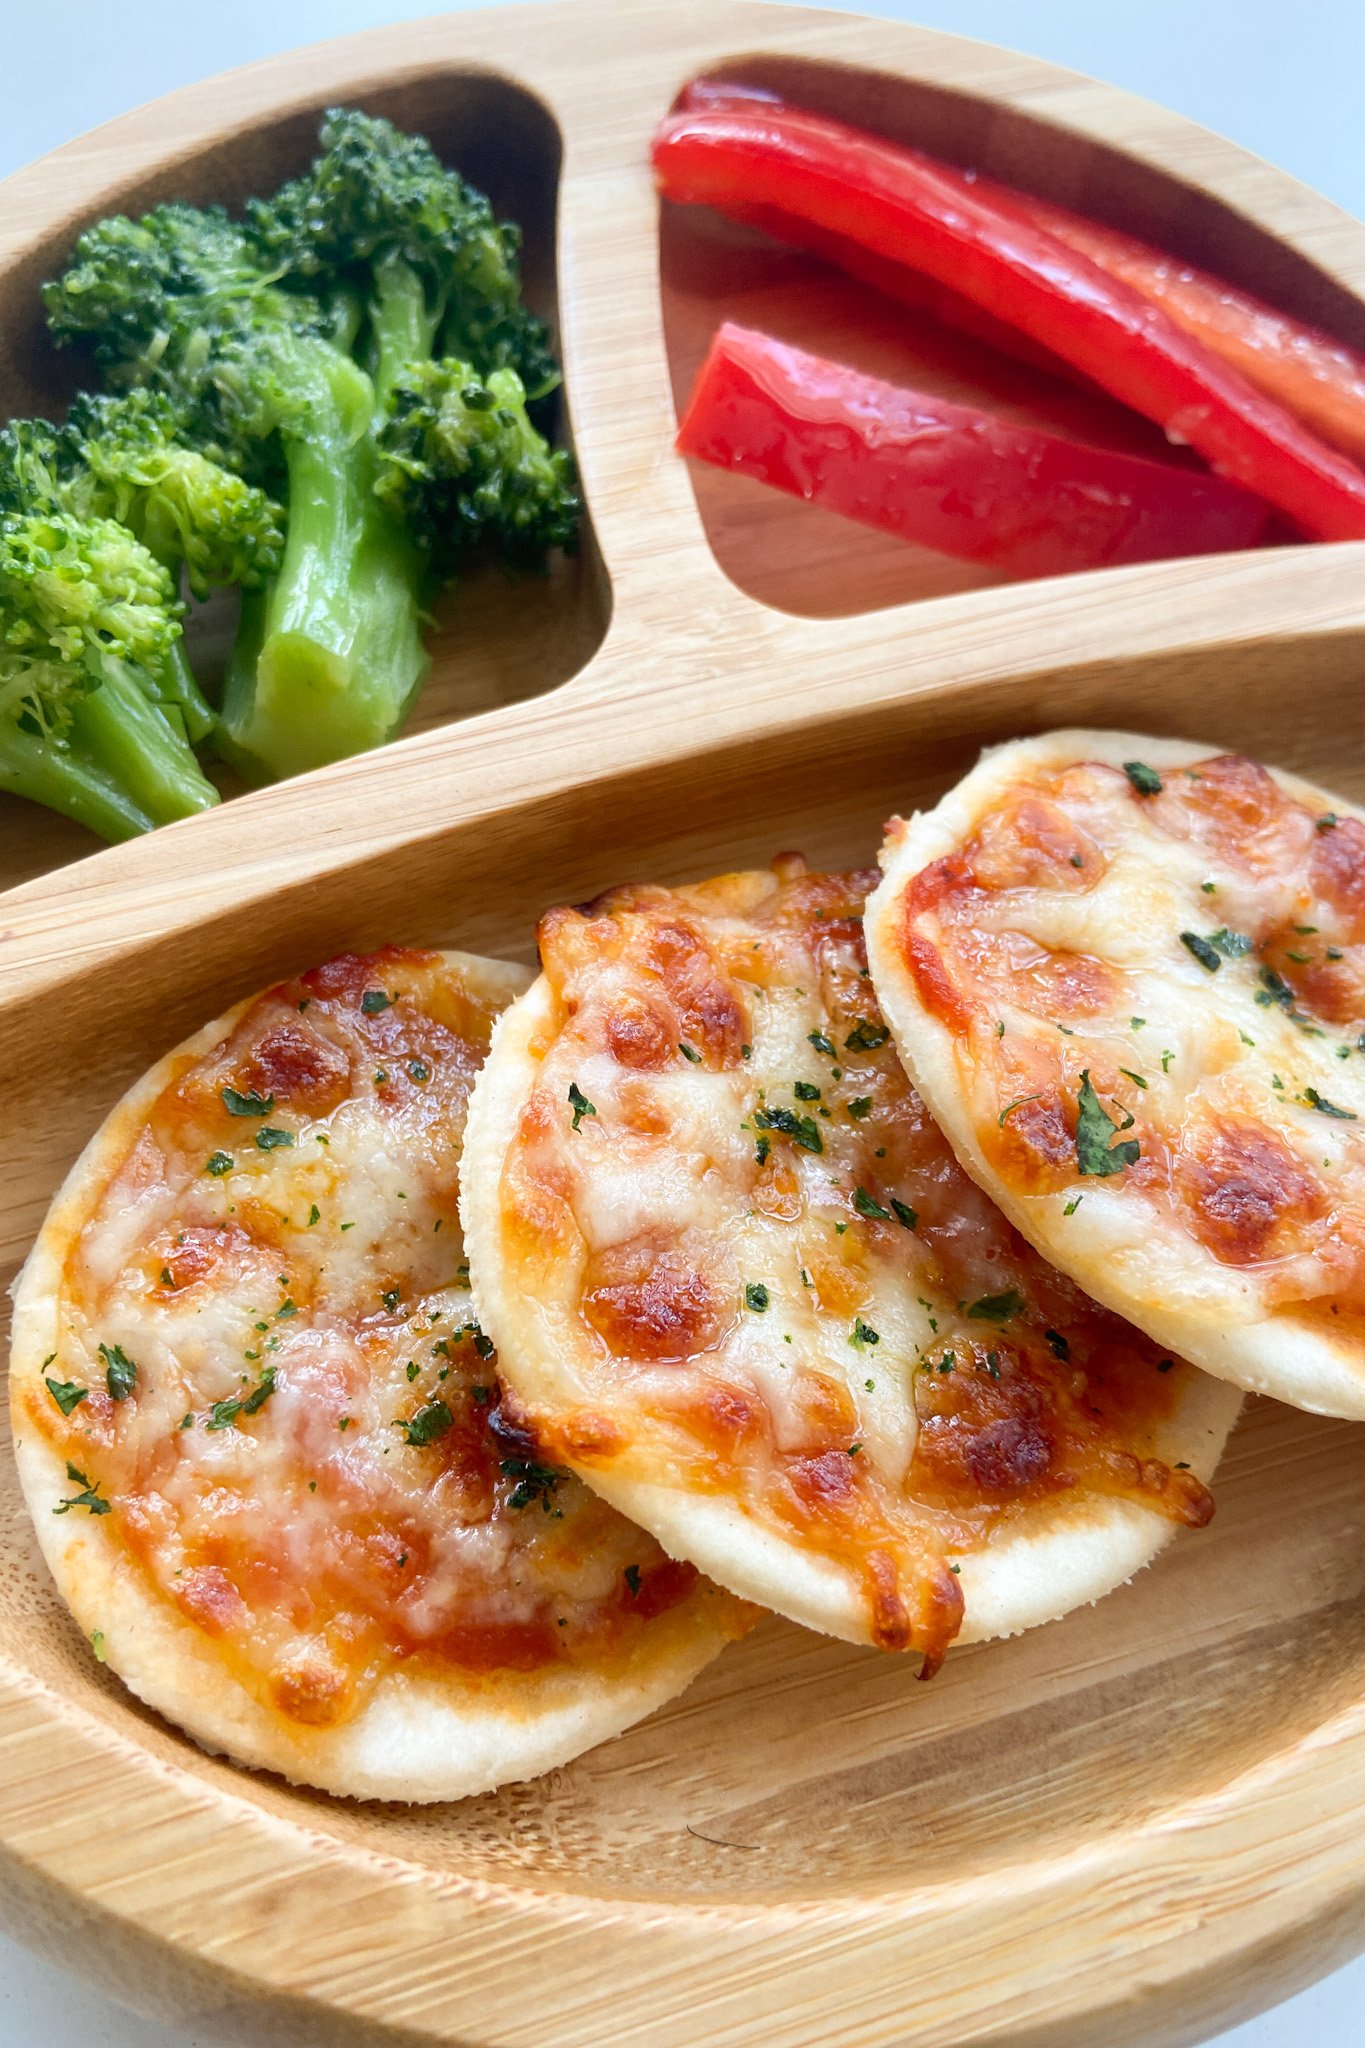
left=653, top=104, right=1365, bottom=541
left=677, top=321, right=1271, bottom=581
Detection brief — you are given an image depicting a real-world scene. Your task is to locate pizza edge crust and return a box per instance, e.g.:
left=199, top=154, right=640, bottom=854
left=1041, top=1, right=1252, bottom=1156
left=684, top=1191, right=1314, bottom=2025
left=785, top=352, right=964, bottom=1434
left=866, top=726, right=1365, bottom=1421
left=462, top=961, right=1242, bottom=1653
left=8, top=950, right=744, bottom=1803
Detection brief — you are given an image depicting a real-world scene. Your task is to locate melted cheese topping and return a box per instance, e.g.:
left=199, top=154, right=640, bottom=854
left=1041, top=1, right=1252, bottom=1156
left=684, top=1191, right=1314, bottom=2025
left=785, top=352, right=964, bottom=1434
left=868, top=731, right=1365, bottom=1405
left=19, top=949, right=707, bottom=1733
left=477, top=862, right=1213, bottom=1668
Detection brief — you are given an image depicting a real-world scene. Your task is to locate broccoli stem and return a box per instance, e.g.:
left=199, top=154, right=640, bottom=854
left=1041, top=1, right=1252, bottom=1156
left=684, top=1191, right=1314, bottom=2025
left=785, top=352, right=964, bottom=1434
left=159, top=636, right=217, bottom=745
left=370, top=252, right=441, bottom=403
left=74, top=659, right=220, bottom=825
left=218, top=340, right=428, bottom=781
left=0, top=720, right=155, bottom=842
left=119, top=533, right=219, bottom=746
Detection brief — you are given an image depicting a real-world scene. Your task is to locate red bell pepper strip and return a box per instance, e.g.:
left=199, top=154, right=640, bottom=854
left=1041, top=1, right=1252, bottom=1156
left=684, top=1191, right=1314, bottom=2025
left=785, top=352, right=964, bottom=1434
left=675, top=82, right=1365, bottom=460
left=653, top=104, right=1365, bottom=540
left=976, top=196, right=1365, bottom=467
left=677, top=322, right=1270, bottom=580
left=707, top=199, right=1074, bottom=378
left=674, top=84, right=1076, bottom=379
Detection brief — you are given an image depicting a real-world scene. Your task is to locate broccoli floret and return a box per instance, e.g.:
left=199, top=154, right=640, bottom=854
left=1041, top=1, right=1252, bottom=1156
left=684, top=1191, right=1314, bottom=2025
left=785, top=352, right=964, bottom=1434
left=252, top=107, right=558, bottom=403
left=376, top=359, right=580, bottom=572
left=0, top=392, right=285, bottom=747
left=1, top=508, right=177, bottom=673
left=44, top=195, right=426, bottom=781
left=0, top=509, right=219, bottom=839
left=2, top=409, right=194, bottom=746
left=62, top=389, right=284, bottom=599
left=44, top=200, right=356, bottom=488
left=41, top=110, right=576, bottom=787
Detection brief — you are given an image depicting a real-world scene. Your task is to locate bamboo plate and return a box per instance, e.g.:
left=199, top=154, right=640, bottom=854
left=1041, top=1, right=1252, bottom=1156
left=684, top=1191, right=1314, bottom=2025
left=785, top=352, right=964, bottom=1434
left=3, top=3, right=1365, bottom=2043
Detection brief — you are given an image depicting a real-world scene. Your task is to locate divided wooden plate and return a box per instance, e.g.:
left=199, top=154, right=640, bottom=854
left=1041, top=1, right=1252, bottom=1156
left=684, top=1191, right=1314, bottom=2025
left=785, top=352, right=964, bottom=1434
left=4, top=4, right=1365, bottom=2043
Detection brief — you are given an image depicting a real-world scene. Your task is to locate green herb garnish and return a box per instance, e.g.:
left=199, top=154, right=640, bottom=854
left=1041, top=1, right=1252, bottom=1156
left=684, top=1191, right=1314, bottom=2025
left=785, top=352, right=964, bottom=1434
left=1123, top=761, right=1162, bottom=796
left=966, top=1289, right=1023, bottom=1324
left=844, top=1019, right=889, bottom=1053
left=1180, top=931, right=1223, bottom=972
left=54, top=1462, right=110, bottom=1516
left=394, top=1400, right=453, bottom=1446
left=45, top=1376, right=88, bottom=1417
left=568, top=1081, right=596, bottom=1131
left=222, top=1086, right=274, bottom=1117
left=1304, top=1087, right=1357, bottom=1120
left=99, top=1343, right=137, bottom=1402
left=502, top=1456, right=567, bottom=1512
left=753, top=1105, right=822, bottom=1154
left=206, top=1367, right=277, bottom=1431
left=1075, top=1071, right=1140, bottom=1177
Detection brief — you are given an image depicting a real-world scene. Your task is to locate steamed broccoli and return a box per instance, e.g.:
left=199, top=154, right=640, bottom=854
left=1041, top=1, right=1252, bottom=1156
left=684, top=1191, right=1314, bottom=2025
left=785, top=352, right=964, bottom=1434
left=376, top=359, right=580, bottom=572
left=62, top=389, right=285, bottom=600
left=41, top=109, right=579, bottom=788
left=0, top=507, right=219, bottom=839
left=1, top=394, right=284, bottom=747
left=252, top=107, right=558, bottom=406
left=43, top=199, right=426, bottom=780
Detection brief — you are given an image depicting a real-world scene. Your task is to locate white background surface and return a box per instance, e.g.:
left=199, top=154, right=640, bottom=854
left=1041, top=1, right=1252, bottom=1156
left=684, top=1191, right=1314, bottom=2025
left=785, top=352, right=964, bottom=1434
left=2, top=1, right=1364, bottom=2042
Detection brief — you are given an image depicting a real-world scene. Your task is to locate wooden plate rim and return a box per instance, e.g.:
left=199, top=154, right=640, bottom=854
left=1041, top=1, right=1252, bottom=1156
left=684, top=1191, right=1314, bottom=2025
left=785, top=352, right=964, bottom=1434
left=4, top=4, right=1365, bottom=2043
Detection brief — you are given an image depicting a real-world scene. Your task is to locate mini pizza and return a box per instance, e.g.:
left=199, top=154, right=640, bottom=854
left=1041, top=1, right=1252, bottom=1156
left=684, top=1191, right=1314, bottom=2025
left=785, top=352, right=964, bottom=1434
left=9, top=946, right=749, bottom=1801
left=462, top=861, right=1239, bottom=1671
left=867, top=729, right=1365, bottom=1419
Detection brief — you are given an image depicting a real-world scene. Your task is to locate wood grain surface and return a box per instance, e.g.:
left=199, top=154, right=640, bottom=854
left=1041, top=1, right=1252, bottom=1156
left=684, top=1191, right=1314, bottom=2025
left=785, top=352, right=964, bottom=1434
left=3, top=4, right=1365, bottom=2045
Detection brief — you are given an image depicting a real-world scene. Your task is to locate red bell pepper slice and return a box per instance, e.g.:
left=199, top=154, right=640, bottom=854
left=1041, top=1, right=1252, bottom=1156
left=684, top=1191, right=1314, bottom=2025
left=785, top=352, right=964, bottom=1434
left=653, top=103, right=1365, bottom=540
left=675, top=82, right=1365, bottom=462
left=704, top=199, right=1073, bottom=378
left=673, top=82, right=1086, bottom=382
left=677, top=322, right=1270, bottom=580
left=978, top=195, right=1365, bottom=468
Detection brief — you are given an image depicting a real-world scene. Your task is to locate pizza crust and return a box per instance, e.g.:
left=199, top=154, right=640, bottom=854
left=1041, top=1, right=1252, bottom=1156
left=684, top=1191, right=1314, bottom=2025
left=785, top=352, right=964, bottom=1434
left=9, top=950, right=747, bottom=1802
left=463, top=893, right=1240, bottom=1656
left=867, top=728, right=1365, bottom=1420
